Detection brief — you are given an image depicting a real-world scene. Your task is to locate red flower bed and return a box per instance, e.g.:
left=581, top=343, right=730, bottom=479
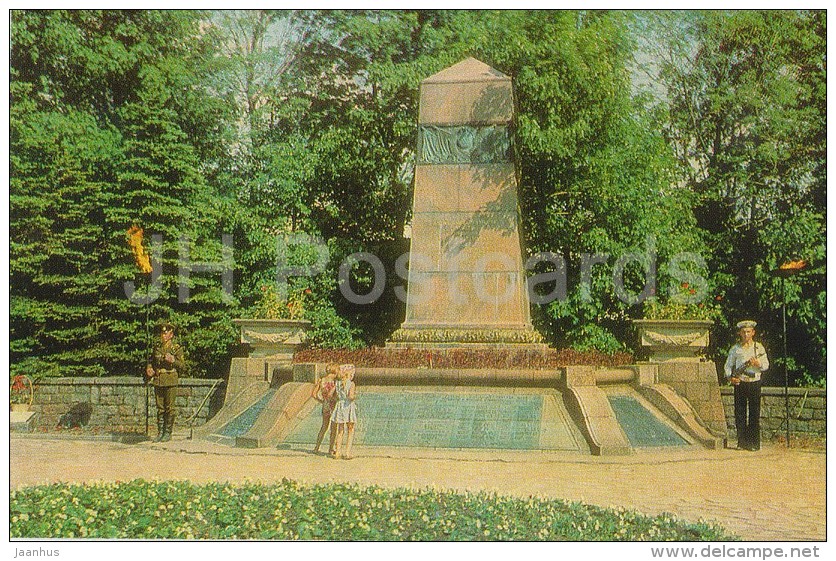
left=293, top=347, right=633, bottom=369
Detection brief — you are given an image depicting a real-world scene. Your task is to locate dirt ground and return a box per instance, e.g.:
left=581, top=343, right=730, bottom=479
left=9, top=434, right=827, bottom=542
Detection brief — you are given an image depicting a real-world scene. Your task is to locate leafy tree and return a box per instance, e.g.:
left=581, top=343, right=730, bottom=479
left=643, top=10, right=826, bottom=382
left=356, top=10, right=702, bottom=351
left=263, top=10, right=704, bottom=351
left=214, top=10, right=428, bottom=345
left=10, top=9, right=825, bottom=382
left=210, top=10, right=307, bottom=150
left=207, top=10, right=366, bottom=347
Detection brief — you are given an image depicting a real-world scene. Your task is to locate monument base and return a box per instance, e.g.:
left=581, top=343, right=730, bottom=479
left=386, top=325, right=548, bottom=350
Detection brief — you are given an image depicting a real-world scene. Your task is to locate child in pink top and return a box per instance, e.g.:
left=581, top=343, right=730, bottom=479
left=312, top=363, right=338, bottom=454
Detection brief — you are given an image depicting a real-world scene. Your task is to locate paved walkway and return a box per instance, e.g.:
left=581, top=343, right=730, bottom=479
left=9, top=434, right=826, bottom=541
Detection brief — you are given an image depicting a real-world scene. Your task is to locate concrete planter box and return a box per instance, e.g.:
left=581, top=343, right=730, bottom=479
left=633, top=319, right=713, bottom=363
left=232, top=319, right=310, bottom=358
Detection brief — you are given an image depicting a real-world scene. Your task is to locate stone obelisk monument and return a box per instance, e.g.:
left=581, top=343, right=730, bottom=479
left=390, top=58, right=543, bottom=349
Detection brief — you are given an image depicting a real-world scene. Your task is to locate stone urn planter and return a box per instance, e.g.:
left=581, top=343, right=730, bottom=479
left=232, top=319, right=311, bottom=359
left=633, top=319, right=713, bottom=363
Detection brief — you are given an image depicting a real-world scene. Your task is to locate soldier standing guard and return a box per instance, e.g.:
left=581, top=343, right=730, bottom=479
left=145, top=321, right=185, bottom=442
left=724, top=320, right=769, bottom=451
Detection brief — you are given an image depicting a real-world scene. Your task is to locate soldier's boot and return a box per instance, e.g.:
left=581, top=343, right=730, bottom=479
left=161, top=415, right=174, bottom=442
left=153, top=417, right=165, bottom=442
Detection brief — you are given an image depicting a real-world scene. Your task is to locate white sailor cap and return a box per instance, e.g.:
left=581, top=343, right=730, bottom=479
left=736, top=320, right=757, bottom=329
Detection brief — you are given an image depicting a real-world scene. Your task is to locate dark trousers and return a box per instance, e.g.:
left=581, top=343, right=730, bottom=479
left=734, top=380, right=761, bottom=450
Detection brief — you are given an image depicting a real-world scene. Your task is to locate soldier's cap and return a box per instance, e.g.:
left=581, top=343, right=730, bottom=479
left=157, top=321, right=176, bottom=333
left=736, top=320, right=757, bottom=329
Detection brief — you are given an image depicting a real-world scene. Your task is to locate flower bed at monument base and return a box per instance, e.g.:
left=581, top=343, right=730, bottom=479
left=10, top=479, right=735, bottom=540
left=294, top=347, right=633, bottom=369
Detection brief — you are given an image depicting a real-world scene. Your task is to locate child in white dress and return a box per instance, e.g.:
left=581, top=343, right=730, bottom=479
left=330, top=364, right=357, bottom=459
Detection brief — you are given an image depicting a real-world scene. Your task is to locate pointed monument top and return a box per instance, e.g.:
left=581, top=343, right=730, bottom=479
left=423, top=57, right=510, bottom=84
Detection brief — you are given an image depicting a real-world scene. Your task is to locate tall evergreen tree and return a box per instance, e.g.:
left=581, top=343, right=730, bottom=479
left=10, top=10, right=238, bottom=377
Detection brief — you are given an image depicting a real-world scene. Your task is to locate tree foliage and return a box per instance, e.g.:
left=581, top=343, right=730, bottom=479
left=10, top=10, right=238, bottom=377
left=641, top=10, right=826, bottom=382
left=9, top=9, right=826, bottom=385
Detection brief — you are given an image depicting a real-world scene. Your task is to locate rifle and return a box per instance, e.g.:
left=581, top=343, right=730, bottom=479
left=732, top=345, right=766, bottom=378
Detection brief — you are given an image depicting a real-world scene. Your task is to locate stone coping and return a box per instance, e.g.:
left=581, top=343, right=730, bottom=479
left=294, top=365, right=566, bottom=386
left=32, top=376, right=225, bottom=387
left=232, top=318, right=311, bottom=326
left=633, top=319, right=714, bottom=324
left=719, top=386, right=825, bottom=398
left=32, top=377, right=823, bottom=397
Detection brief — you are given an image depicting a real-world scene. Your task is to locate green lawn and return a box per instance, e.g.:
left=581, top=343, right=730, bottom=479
left=10, top=479, right=736, bottom=540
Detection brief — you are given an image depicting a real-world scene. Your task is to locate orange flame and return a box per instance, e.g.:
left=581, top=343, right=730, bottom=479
left=127, top=225, right=153, bottom=274
left=779, top=259, right=808, bottom=271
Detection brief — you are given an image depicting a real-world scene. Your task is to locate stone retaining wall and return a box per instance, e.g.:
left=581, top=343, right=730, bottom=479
left=720, top=386, right=826, bottom=440
left=21, top=376, right=826, bottom=443
left=27, top=377, right=226, bottom=433
left=657, top=361, right=727, bottom=437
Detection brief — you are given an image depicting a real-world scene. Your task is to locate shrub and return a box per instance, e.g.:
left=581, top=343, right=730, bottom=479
left=303, top=303, right=364, bottom=350
left=293, top=347, right=633, bottom=369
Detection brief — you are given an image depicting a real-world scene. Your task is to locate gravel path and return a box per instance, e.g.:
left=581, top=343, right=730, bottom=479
left=10, top=435, right=826, bottom=541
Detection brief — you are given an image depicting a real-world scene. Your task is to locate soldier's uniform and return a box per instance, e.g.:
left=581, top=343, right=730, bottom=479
left=147, top=323, right=186, bottom=442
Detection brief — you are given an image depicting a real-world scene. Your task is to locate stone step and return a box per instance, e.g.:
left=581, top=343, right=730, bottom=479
left=10, top=410, right=37, bottom=433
